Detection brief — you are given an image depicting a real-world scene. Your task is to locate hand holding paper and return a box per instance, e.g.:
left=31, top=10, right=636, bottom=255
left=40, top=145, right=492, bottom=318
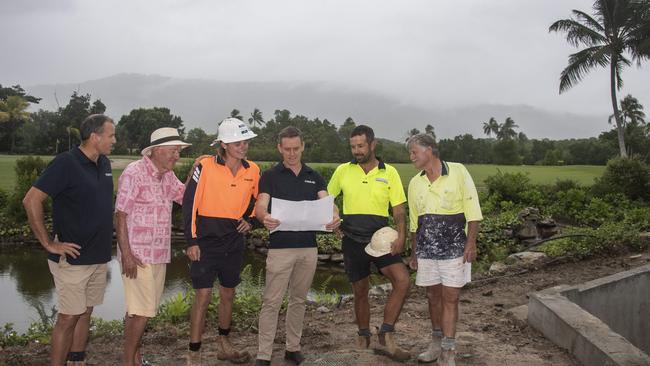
left=270, top=196, right=334, bottom=233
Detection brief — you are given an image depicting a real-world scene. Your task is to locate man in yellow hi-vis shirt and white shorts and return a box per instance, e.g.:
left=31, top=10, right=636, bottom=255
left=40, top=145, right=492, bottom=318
left=406, top=133, right=482, bottom=366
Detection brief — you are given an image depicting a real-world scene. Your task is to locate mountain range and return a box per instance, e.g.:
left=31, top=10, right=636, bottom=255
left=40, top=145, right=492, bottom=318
left=27, top=73, right=606, bottom=141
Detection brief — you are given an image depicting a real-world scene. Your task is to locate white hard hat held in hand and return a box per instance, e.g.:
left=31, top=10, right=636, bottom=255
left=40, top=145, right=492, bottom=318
left=210, top=118, right=257, bottom=145
left=365, top=226, right=398, bottom=257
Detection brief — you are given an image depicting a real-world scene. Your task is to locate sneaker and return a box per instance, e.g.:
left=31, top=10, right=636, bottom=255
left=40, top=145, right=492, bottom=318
left=417, top=338, right=442, bottom=363
left=436, top=349, right=456, bottom=366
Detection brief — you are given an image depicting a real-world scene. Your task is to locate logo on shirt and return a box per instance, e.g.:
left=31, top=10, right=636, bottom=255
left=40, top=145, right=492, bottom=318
left=304, top=179, right=316, bottom=184
left=105, top=173, right=112, bottom=177
left=375, top=177, right=388, bottom=184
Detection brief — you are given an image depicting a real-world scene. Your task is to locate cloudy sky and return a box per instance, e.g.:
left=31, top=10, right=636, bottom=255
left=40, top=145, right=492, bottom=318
left=1, top=0, right=649, bottom=118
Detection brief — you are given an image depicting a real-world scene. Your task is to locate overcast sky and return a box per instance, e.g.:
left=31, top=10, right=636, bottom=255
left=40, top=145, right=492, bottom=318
left=1, top=0, right=648, bottom=117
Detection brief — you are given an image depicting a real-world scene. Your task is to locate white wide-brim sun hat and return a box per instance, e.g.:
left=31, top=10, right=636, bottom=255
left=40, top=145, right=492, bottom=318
left=365, top=226, right=399, bottom=257
left=141, top=127, right=192, bottom=156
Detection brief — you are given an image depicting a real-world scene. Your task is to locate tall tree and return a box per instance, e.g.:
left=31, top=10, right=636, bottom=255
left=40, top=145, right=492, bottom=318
left=550, top=0, right=650, bottom=157
left=482, top=117, right=499, bottom=137
left=248, top=108, right=265, bottom=128
left=425, top=124, right=437, bottom=140
left=405, top=128, right=421, bottom=141
left=0, top=96, right=31, bottom=153
left=230, top=109, right=243, bottom=120
left=117, top=107, right=185, bottom=153
left=496, top=117, right=519, bottom=140
left=0, top=84, right=41, bottom=104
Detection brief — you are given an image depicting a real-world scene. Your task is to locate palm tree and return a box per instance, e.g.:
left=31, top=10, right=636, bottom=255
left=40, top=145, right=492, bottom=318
left=0, top=95, right=31, bottom=153
left=230, top=109, right=243, bottom=120
left=550, top=0, right=650, bottom=158
left=608, top=94, right=646, bottom=127
left=482, top=117, right=499, bottom=137
left=248, top=108, right=265, bottom=128
left=496, top=117, right=519, bottom=140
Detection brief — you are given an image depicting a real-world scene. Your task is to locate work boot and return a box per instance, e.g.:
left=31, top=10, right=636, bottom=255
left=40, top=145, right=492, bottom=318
left=377, top=332, right=411, bottom=362
left=436, top=349, right=456, bottom=366
left=356, top=334, right=371, bottom=349
left=216, top=335, right=251, bottom=364
left=418, top=335, right=442, bottom=363
left=186, top=350, right=201, bottom=366
left=285, top=350, right=305, bottom=365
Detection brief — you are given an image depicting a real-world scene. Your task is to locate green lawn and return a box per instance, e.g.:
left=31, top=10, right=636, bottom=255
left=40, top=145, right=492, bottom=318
left=0, top=154, right=605, bottom=192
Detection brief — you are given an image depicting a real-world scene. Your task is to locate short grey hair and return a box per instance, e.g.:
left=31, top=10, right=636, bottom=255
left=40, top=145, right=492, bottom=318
left=407, top=133, right=439, bottom=157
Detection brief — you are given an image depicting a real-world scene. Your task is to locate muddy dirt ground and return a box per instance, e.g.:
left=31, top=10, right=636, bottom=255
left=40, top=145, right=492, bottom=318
left=3, top=248, right=649, bottom=366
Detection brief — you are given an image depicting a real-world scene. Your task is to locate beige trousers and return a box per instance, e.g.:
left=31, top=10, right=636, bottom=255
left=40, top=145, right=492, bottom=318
left=257, top=248, right=318, bottom=360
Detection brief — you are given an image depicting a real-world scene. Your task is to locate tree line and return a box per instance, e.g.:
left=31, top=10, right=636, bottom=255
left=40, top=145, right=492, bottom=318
left=1, top=82, right=648, bottom=165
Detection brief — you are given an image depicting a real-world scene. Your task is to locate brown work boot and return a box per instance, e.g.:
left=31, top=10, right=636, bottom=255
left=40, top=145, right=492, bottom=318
left=436, top=349, right=456, bottom=366
left=186, top=350, right=201, bottom=366
left=356, top=334, right=371, bottom=349
left=376, top=332, right=411, bottom=362
left=216, top=335, right=251, bottom=364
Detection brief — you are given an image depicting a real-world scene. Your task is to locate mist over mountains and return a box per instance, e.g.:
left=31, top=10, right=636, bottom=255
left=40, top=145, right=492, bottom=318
left=27, top=73, right=606, bottom=141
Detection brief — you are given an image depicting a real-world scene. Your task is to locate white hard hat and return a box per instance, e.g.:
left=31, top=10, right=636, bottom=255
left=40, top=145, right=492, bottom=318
left=211, top=118, right=257, bottom=145
left=365, top=226, right=398, bottom=257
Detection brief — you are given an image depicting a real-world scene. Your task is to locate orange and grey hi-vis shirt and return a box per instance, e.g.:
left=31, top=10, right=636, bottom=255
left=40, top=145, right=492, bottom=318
left=183, top=155, right=259, bottom=250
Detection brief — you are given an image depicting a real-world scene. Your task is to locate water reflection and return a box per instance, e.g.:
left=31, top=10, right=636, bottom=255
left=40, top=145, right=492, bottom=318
left=0, top=243, right=384, bottom=333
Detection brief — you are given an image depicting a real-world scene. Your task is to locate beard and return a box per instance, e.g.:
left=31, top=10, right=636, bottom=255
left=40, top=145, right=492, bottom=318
left=354, top=152, right=372, bottom=164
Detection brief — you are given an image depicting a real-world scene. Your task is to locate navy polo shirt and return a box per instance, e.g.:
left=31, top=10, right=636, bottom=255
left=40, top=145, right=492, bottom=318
left=34, top=146, right=114, bottom=265
left=259, top=162, right=328, bottom=249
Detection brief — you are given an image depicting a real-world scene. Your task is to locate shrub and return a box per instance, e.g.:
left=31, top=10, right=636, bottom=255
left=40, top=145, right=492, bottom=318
left=540, top=221, right=643, bottom=258
left=591, top=156, right=650, bottom=202
left=6, top=156, right=48, bottom=224
left=484, top=171, right=532, bottom=205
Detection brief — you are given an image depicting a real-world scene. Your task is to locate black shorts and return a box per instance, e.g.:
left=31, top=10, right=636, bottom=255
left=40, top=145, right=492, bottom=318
left=190, top=246, right=245, bottom=289
left=342, top=236, right=403, bottom=283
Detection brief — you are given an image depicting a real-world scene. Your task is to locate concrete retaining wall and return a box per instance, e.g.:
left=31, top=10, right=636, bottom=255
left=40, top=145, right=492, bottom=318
left=527, top=264, right=650, bottom=366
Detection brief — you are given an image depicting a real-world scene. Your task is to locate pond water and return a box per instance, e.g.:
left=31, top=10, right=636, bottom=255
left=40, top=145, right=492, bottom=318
left=0, top=243, right=385, bottom=333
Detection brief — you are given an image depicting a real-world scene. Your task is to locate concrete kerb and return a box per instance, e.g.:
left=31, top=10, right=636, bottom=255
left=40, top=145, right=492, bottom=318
left=527, top=264, right=650, bottom=366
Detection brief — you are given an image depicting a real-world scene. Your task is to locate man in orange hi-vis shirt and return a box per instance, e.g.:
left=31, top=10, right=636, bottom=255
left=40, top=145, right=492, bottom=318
left=182, top=118, right=259, bottom=365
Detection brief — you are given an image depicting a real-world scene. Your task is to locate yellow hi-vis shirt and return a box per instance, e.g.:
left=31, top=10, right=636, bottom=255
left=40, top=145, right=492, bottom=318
left=408, top=161, right=483, bottom=231
left=328, top=160, right=406, bottom=243
left=408, top=161, right=483, bottom=259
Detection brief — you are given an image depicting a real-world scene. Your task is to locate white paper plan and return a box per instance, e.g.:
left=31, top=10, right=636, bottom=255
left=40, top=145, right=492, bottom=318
left=270, top=196, right=334, bottom=233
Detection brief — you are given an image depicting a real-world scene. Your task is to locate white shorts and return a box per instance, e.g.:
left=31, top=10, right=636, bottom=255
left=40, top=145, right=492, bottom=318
left=415, top=257, right=469, bottom=288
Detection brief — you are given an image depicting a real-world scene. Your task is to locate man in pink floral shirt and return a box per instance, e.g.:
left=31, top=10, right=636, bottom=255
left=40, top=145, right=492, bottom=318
left=115, top=127, right=191, bottom=366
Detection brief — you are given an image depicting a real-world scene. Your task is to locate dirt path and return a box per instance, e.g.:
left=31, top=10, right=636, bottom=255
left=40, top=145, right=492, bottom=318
left=3, top=249, right=649, bottom=366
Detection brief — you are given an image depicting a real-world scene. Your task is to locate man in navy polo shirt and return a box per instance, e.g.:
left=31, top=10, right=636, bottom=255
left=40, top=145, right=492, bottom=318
left=23, top=114, right=116, bottom=366
left=254, top=126, right=340, bottom=366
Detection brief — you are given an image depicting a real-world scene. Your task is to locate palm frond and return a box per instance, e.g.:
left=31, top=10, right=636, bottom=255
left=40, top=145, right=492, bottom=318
left=559, top=46, right=610, bottom=93
left=550, top=19, right=607, bottom=47
left=572, top=10, right=606, bottom=33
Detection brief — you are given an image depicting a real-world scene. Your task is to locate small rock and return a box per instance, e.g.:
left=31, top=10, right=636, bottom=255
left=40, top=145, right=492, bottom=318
left=462, top=353, right=472, bottom=359
left=489, top=262, right=507, bottom=274
left=330, top=253, right=344, bottom=263
left=505, top=251, right=547, bottom=266
left=317, top=306, right=331, bottom=313
left=317, top=254, right=331, bottom=261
